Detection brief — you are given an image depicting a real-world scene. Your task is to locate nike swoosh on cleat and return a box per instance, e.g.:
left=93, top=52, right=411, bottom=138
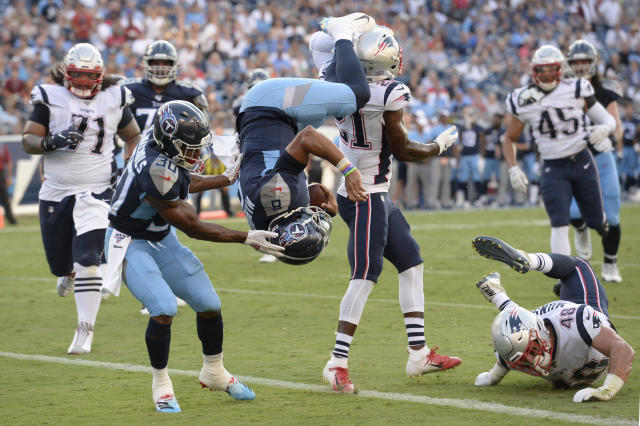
left=354, top=15, right=370, bottom=22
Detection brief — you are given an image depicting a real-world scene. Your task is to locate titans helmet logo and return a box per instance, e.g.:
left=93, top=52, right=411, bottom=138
left=160, top=106, right=178, bottom=136
left=279, top=223, right=307, bottom=247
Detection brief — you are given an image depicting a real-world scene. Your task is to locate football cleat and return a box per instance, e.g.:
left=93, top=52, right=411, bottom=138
left=475, top=272, right=505, bottom=303
left=155, top=394, right=181, bottom=413
left=573, top=227, right=592, bottom=260
left=323, top=357, right=356, bottom=393
left=601, top=263, right=622, bottom=283
left=406, top=346, right=462, bottom=377
left=67, top=322, right=94, bottom=354
left=57, top=273, right=75, bottom=297
left=320, top=13, right=376, bottom=42
left=472, top=236, right=530, bottom=273
left=199, top=369, right=255, bottom=401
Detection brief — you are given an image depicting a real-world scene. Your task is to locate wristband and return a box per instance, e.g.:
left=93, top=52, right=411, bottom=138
left=601, top=373, right=624, bottom=395
left=337, top=157, right=357, bottom=177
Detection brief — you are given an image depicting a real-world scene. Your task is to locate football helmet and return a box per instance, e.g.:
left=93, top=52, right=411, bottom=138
left=153, top=100, right=212, bottom=173
left=247, top=68, right=270, bottom=89
left=267, top=206, right=332, bottom=265
left=143, top=40, right=179, bottom=86
left=491, top=306, right=553, bottom=377
left=567, top=40, right=598, bottom=79
left=355, top=26, right=403, bottom=82
left=62, top=43, right=104, bottom=98
left=530, top=45, right=565, bottom=92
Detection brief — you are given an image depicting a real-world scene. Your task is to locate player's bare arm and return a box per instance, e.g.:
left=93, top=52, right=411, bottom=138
left=286, top=126, right=367, bottom=202
left=22, top=121, right=50, bottom=154
left=591, top=325, right=635, bottom=382
left=117, top=119, right=141, bottom=163
left=501, top=114, right=525, bottom=169
left=188, top=174, right=231, bottom=193
left=318, top=183, right=337, bottom=216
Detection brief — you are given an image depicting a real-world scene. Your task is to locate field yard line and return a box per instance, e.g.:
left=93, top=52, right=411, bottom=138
left=2, top=275, right=639, bottom=320
left=0, top=351, right=635, bottom=426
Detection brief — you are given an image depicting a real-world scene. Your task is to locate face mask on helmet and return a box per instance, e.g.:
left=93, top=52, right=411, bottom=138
left=153, top=100, right=213, bottom=173
left=63, top=43, right=104, bottom=98
left=530, top=45, right=565, bottom=92
left=247, top=68, right=270, bottom=89
left=267, top=206, right=332, bottom=265
left=567, top=40, right=598, bottom=79
left=491, top=306, right=553, bottom=377
left=355, top=26, right=403, bottom=82
left=144, top=40, right=179, bottom=86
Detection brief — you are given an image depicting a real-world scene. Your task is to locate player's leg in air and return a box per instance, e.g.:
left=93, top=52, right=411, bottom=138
left=472, top=236, right=609, bottom=317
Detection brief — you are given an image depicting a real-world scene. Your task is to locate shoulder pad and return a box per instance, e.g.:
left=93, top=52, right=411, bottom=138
left=120, top=77, right=143, bottom=86
left=601, top=79, right=623, bottom=97
left=193, top=93, right=209, bottom=112
left=148, top=155, right=180, bottom=196
left=176, top=80, right=203, bottom=91
left=30, top=85, right=50, bottom=105
left=384, top=81, right=411, bottom=111
left=517, top=85, right=545, bottom=107
left=121, top=85, right=135, bottom=107
left=578, top=78, right=595, bottom=98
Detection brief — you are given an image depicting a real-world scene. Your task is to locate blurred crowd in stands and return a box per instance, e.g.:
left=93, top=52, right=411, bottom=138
left=1, top=0, right=640, bottom=210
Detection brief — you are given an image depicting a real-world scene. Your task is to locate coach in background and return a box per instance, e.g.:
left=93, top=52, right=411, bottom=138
left=0, top=142, right=17, bottom=225
left=21, top=43, right=141, bottom=354
left=471, top=236, right=634, bottom=403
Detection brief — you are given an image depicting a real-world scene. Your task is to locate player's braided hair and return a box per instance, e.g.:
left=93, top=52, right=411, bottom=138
left=49, top=63, right=119, bottom=90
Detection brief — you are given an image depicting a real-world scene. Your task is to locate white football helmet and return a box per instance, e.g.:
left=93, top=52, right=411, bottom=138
left=491, top=306, right=553, bottom=377
left=143, top=40, right=179, bottom=86
left=355, top=26, right=403, bottom=82
left=62, top=43, right=104, bottom=98
left=530, top=45, right=565, bottom=92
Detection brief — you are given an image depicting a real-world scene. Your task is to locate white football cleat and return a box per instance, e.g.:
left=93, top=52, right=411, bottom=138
left=57, top=274, right=75, bottom=297
left=67, top=322, right=94, bottom=354
left=601, top=263, right=622, bottom=283
left=199, top=367, right=255, bottom=400
left=322, top=356, right=355, bottom=393
left=259, top=253, right=278, bottom=263
left=573, top=227, right=592, bottom=260
left=321, top=13, right=376, bottom=42
left=406, top=346, right=462, bottom=377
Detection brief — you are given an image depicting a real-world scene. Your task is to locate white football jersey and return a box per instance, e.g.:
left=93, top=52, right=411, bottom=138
left=506, top=78, right=594, bottom=160
left=532, top=301, right=610, bottom=388
left=31, top=84, right=134, bottom=201
left=336, top=80, right=410, bottom=196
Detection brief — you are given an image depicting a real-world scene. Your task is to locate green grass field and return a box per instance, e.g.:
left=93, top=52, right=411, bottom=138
left=1, top=205, right=638, bottom=425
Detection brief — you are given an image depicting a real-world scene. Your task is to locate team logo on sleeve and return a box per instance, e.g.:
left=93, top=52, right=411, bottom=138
left=279, top=223, right=307, bottom=247
left=160, top=107, right=178, bottom=136
left=592, top=313, right=601, bottom=329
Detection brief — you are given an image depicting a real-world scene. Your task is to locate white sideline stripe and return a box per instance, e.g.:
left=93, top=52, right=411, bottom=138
left=0, top=351, right=634, bottom=426
left=3, top=275, right=640, bottom=321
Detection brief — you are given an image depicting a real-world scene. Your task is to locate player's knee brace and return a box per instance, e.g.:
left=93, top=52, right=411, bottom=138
left=399, top=264, right=424, bottom=313
left=339, top=279, right=374, bottom=324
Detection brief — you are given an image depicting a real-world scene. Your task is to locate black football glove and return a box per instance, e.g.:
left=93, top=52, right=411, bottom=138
left=41, top=126, right=83, bottom=151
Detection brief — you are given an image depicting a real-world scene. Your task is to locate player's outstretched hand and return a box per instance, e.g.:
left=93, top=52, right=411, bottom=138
left=573, top=374, right=624, bottom=403
left=434, top=125, right=458, bottom=154
left=223, top=152, right=243, bottom=184
left=508, top=166, right=528, bottom=193
left=318, top=183, right=338, bottom=216
left=475, top=371, right=503, bottom=387
left=244, top=230, right=285, bottom=256
left=345, top=169, right=367, bottom=203
left=41, top=125, right=83, bottom=151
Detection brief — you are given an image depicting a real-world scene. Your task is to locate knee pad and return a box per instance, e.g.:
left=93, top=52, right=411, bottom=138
left=399, top=264, right=424, bottom=313
left=339, top=279, right=374, bottom=325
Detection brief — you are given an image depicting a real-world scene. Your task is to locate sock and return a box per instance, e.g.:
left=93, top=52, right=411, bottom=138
left=526, top=252, right=553, bottom=273
left=73, top=263, right=102, bottom=326
left=332, top=332, right=353, bottom=359
left=550, top=226, right=570, bottom=254
left=152, top=367, right=174, bottom=401
left=201, top=353, right=232, bottom=389
left=602, top=224, right=620, bottom=263
left=146, top=319, right=171, bottom=369
left=571, top=218, right=586, bottom=230
left=404, top=316, right=426, bottom=348
left=197, top=313, right=223, bottom=355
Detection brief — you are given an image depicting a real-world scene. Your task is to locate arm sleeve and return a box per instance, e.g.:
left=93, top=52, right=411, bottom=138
left=586, top=101, right=616, bottom=133
left=28, top=103, right=51, bottom=132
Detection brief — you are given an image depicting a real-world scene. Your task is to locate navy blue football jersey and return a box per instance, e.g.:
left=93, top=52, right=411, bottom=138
left=459, top=123, right=484, bottom=156
left=108, top=129, right=190, bottom=241
left=122, top=78, right=207, bottom=131
left=483, top=125, right=503, bottom=159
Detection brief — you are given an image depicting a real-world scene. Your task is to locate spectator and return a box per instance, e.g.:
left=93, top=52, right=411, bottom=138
left=0, top=142, right=17, bottom=225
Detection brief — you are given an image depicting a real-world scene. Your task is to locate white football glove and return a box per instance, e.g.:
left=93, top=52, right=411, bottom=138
left=476, top=272, right=505, bottom=303
left=223, top=152, right=243, bottom=184
left=508, top=166, right=528, bottom=193
left=244, top=230, right=284, bottom=256
left=588, top=124, right=613, bottom=152
left=573, top=374, right=624, bottom=403
left=434, top=125, right=458, bottom=155
left=475, top=363, right=508, bottom=387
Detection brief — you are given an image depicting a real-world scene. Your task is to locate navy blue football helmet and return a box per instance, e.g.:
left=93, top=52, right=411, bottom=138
left=267, top=206, right=332, bottom=265
left=153, top=100, right=212, bottom=173
left=247, top=68, right=270, bottom=89
left=144, top=40, right=179, bottom=85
